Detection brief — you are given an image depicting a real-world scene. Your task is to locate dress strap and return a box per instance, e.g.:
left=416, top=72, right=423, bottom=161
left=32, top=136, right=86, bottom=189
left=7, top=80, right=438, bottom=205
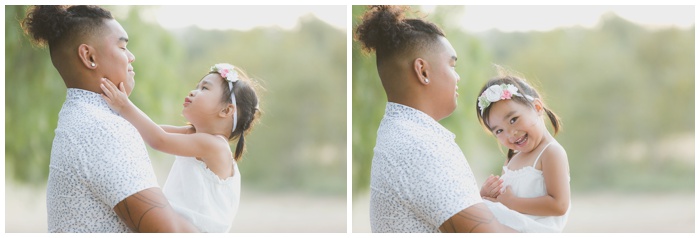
left=532, top=142, right=554, bottom=167
left=215, top=135, right=235, bottom=160
left=216, top=135, right=229, bottom=143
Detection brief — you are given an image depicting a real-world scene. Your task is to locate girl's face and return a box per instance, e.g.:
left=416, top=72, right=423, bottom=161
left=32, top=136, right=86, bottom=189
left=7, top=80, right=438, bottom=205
left=486, top=99, right=546, bottom=154
left=182, top=74, right=230, bottom=125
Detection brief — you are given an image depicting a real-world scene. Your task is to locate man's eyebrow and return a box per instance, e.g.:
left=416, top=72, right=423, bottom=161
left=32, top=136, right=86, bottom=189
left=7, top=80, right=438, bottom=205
left=119, top=37, right=129, bottom=43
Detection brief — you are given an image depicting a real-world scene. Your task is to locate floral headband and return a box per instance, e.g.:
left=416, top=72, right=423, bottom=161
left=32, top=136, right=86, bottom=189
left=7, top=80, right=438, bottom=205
left=211, top=63, right=240, bottom=132
left=477, top=84, right=534, bottom=116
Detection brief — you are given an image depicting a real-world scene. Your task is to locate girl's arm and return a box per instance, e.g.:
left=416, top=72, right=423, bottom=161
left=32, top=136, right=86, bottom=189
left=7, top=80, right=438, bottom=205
left=100, top=78, right=224, bottom=160
left=161, top=125, right=195, bottom=134
left=487, top=144, right=570, bottom=216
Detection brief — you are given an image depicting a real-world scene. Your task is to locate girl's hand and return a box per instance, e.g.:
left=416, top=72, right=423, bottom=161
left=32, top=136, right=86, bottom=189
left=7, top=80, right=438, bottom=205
left=484, top=186, right=515, bottom=205
left=100, top=78, right=132, bottom=114
left=480, top=174, right=504, bottom=198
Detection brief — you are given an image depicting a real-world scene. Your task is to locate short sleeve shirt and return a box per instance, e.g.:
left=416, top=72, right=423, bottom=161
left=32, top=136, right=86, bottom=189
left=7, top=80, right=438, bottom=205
left=369, top=102, right=482, bottom=233
left=47, top=88, right=159, bottom=232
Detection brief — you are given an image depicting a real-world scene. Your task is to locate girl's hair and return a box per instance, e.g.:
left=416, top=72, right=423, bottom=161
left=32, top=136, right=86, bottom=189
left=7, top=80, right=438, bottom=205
left=21, top=5, right=113, bottom=49
left=208, top=67, right=261, bottom=162
left=354, top=5, right=445, bottom=64
left=476, top=67, right=562, bottom=159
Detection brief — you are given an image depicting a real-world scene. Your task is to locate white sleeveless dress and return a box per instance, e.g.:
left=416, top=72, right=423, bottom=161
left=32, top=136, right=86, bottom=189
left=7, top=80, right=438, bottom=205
left=483, top=142, right=570, bottom=232
left=162, top=140, right=241, bottom=233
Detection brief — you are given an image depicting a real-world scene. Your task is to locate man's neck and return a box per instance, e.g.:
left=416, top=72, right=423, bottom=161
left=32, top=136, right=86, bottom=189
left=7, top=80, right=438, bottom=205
left=388, top=92, right=440, bottom=121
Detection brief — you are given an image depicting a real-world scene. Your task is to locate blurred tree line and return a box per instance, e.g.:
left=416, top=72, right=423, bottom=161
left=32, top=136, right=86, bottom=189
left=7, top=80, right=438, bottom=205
left=5, top=6, right=347, bottom=195
left=352, top=6, right=694, bottom=196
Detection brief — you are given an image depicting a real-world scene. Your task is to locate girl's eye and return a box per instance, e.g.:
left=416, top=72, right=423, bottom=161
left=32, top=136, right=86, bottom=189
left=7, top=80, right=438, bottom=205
left=510, top=117, right=518, bottom=124
left=494, top=129, right=503, bottom=135
left=202, top=86, right=208, bottom=90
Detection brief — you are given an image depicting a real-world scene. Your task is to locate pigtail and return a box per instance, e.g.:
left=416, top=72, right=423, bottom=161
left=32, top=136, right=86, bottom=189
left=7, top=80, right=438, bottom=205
left=544, top=107, right=562, bottom=135
left=234, top=133, right=245, bottom=161
left=507, top=149, right=516, bottom=160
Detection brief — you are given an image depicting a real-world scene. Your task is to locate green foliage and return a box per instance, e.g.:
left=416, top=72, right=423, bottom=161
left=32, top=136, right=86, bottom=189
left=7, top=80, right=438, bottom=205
left=5, top=6, right=347, bottom=195
left=351, top=6, right=694, bottom=196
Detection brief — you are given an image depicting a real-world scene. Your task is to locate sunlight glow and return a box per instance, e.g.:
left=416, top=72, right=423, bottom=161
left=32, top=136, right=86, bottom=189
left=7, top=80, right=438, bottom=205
left=155, top=5, right=346, bottom=31
left=420, top=5, right=695, bottom=32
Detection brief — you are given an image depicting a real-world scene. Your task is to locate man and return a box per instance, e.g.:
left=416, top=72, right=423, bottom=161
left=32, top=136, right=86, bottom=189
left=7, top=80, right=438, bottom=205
left=354, top=5, right=515, bottom=232
left=22, top=5, right=197, bottom=232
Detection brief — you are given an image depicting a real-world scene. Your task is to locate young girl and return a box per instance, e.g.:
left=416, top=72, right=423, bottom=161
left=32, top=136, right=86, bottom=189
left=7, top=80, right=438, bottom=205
left=100, top=63, right=260, bottom=232
left=475, top=70, right=570, bottom=233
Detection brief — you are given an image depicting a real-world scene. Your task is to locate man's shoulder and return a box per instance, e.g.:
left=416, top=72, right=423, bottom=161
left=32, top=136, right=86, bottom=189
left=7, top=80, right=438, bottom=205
left=377, top=117, right=433, bottom=144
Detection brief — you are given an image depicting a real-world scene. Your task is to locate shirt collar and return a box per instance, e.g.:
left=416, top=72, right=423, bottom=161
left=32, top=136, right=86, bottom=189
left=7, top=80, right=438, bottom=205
left=66, top=88, right=113, bottom=112
left=385, top=102, right=455, bottom=140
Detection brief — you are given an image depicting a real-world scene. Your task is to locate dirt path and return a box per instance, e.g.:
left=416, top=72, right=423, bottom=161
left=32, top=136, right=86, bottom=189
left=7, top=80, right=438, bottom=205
left=4, top=183, right=346, bottom=233
left=352, top=191, right=694, bottom=232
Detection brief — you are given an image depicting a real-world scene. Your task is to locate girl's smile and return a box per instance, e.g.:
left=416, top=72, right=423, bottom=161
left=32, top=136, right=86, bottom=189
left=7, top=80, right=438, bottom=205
left=512, top=132, right=528, bottom=148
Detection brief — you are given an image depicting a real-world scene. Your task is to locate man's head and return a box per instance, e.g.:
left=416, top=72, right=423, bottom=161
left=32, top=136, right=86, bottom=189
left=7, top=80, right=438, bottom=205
left=22, top=5, right=136, bottom=95
left=355, top=5, right=460, bottom=120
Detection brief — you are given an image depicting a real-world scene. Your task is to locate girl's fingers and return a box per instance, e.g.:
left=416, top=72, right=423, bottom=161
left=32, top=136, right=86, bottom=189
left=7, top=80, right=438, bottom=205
left=118, top=82, right=126, bottom=93
left=102, top=77, right=113, bottom=87
left=101, top=83, right=113, bottom=98
left=490, top=186, right=500, bottom=197
left=101, top=94, right=111, bottom=103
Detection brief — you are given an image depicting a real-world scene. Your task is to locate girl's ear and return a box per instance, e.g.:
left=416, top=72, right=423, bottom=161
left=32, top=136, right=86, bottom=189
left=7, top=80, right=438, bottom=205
left=78, top=44, right=97, bottom=69
left=533, top=98, right=544, bottom=115
left=220, top=104, right=236, bottom=118
left=413, top=58, right=430, bottom=85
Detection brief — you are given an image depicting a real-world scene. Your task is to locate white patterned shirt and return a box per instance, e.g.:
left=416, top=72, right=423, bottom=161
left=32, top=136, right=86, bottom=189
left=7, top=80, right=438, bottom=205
left=47, top=88, right=159, bottom=232
left=369, top=102, right=482, bottom=233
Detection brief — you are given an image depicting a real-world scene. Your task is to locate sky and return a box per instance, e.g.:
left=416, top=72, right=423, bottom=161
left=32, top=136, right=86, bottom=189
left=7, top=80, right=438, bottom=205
left=146, top=5, right=693, bottom=33
left=420, top=5, right=695, bottom=32
left=150, top=5, right=346, bottom=31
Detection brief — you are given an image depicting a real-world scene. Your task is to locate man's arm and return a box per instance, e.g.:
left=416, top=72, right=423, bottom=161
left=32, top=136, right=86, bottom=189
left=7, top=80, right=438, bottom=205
left=439, top=203, right=516, bottom=233
left=114, top=187, right=198, bottom=232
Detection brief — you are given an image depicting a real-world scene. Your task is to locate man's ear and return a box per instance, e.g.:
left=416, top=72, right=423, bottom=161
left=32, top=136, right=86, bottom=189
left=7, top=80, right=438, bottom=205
left=413, top=58, right=430, bottom=85
left=220, top=104, right=236, bottom=118
left=78, top=44, right=97, bottom=69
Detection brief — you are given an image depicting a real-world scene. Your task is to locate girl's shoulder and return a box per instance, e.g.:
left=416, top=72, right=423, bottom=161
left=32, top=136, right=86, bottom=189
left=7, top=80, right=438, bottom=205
left=196, top=133, right=235, bottom=178
left=538, top=141, right=568, bottom=169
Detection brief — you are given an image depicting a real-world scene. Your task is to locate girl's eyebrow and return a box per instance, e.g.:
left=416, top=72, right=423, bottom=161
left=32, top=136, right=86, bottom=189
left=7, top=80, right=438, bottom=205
left=487, top=110, right=517, bottom=131
left=197, top=80, right=213, bottom=87
left=503, top=111, right=516, bottom=121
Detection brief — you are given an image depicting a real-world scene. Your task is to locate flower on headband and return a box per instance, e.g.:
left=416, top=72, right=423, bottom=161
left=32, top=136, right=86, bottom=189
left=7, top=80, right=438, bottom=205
left=478, top=84, right=523, bottom=115
left=211, top=63, right=239, bottom=83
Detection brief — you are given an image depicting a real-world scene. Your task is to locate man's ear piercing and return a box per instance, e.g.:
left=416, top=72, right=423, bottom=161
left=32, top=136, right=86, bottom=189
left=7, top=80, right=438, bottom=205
left=424, top=78, right=429, bottom=83
left=90, top=62, right=96, bottom=67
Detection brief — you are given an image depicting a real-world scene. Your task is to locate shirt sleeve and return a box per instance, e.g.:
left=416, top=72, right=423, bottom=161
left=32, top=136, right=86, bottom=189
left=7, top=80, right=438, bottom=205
left=398, top=142, right=483, bottom=229
left=79, top=121, right=160, bottom=208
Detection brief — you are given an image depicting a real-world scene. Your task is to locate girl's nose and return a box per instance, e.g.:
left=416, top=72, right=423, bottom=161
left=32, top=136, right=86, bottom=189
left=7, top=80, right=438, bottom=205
left=510, top=129, right=520, bottom=139
left=189, top=90, right=196, bottom=97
